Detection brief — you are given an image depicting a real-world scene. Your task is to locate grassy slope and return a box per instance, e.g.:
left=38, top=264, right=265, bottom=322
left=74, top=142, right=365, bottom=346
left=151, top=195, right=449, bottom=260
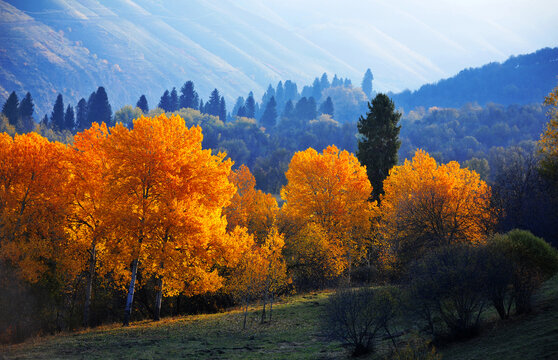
left=3, top=277, right=558, bottom=359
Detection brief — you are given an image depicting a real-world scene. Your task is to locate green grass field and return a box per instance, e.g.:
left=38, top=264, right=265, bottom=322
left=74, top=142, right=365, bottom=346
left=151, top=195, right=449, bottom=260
left=3, top=277, right=558, bottom=359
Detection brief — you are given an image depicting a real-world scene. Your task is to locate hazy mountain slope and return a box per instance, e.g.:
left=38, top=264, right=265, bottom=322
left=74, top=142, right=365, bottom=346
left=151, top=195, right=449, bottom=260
left=391, top=47, right=558, bottom=111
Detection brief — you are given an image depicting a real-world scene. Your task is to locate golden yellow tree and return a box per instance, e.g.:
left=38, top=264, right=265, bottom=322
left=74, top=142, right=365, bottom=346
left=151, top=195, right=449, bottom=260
left=539, top=85, right=558, bottom=184
left=379, top=149, right=494, bottom=272
left=67, top=123, right=114, bottom=327
left=281, top=145, right=377, bottom=279
left=0, top=132, right=75, bottom=283
left=224, top=165, right=279, bottom=242
left=102, top=114, right=237, bottom=325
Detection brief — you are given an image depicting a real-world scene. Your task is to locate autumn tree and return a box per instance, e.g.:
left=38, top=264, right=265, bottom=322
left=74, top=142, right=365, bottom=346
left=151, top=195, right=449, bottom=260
left=539, top=84, right=558, bottom=185
left=281, top=145, right=377, bottom=280
left=102, top=114, right=237, bottom=325
left=0, top=132, right=75, bottom=283
left=67, top=123, right=113, bottom=327
left=378, top=149, right=494, bottom=272
left=224, top=165, right=279, bottom=242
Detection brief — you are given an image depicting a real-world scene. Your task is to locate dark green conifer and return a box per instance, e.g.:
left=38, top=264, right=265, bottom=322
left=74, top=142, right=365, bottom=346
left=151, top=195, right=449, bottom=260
left=2, top=91, right=19, bottom=126
left=357, top=93, right=401, bottom=202
left=64, top=104, right=75, bottom=131
left=260, top=96, right=277, bottom=129
left=50, top=94, right=65, bottom=131
left=136, top=95, right=149, bottom=113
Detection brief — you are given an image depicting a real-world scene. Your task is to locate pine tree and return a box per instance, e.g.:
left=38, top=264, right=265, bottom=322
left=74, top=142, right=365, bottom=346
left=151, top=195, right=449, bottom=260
left=136, top=95, right=149, bottom=113
left=261, top=85, right=275, bottom=108
left=260, top=96, right=277, bottom=129
left=282, top=100, right=294, bottom=119
left=40, top=114, right=48, bottom=127
left=95, top=87, right=112, bottom=126
left=219, top=96, right=227, bottom=122
left=332, top=74, right=342, bottom=87
left=18, top=92, right=35, bottom=133
left=275, top=81, right=284, bottom=106
left=307, top=97, right=317, bottom=120
left=2, top=91, right=19, bottom=126
left=76, top=98, right=88, bottom=131
left=344, top=78, right=352, bottom=87
left=361, top=68, right=374, bottom=98
left=179, top=81, right=198, bottom=110
left=320, top=73, right=330, bottom=89
left=199, top=99, right=205, bottom=113
left=357, top=93, right=401, bottom=202
left=283, top=80, right=298, bottom=101
left=232, top=96, right=245, bottom=117
left=207, top=89, right=221, bottom=116
left=158, top=90, right=171, bottom=112
left=170, top=87, right=179, bottom=112
left=237, top=106, right=246, bottom=117
left=84, top=91, right=96, bottom=130
left=50, top=94, right=65, bottom=131
left=64, top=104, right=75, bottom=132
left=319, top=96, right=334, bottom=117
left=245, top=92, right=256, bottom=119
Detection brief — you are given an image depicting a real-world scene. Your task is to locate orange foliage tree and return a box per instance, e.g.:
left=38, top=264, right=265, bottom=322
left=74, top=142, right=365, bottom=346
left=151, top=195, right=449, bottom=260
left=224, top=165, right=279, bottom=242
left=379, top=149, right=494, bottom=272
left=67, top=123, right=114, bottom=327
left=0, top=132, right=75, bottom=283
left=102, top=114, right=238, bottom=325
left=281, top=145, right=377, bottom=280
left=539, top=85, right=558, bottom=184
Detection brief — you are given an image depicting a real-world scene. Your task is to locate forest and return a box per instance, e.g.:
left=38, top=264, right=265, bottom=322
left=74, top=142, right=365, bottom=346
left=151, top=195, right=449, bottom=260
left=1, top=56, right=558, bottom=358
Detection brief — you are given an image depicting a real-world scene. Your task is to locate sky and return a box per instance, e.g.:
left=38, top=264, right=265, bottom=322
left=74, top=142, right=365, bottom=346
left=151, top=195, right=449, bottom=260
left=233, top=0, right=558, bottom=91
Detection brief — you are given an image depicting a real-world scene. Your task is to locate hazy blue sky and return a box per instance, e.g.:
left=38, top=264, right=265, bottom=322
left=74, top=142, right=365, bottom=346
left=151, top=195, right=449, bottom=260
left=233, top=0, right=558, bottom=91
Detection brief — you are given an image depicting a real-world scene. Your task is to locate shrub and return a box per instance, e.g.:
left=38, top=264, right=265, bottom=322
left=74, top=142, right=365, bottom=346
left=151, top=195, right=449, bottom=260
left=491, top=229, right=558, bottom=314
left=408, top=245, right=488, bottom=339
left=388, top=332, right=441, bottom=360
left=323, top=286, right=399, bottom=357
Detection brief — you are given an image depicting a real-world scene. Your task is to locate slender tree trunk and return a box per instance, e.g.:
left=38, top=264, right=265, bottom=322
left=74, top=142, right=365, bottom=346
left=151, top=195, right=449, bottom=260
left=123, top=257, right=139, bottom=326
left=83, top=242, right=96, bottom=328
left=260, top=293, right=267, bottom=324
left=269, top=293, right=274, bottom=323
left=154, top=277, right=163, bottom=321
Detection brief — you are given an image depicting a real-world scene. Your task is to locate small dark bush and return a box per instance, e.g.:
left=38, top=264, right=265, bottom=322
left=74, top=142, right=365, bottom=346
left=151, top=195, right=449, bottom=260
left=323, top=286, right=399, bottom=357
left=408, top=245, right=488, bottom=340
left=491, top=229, right=558, bottom=314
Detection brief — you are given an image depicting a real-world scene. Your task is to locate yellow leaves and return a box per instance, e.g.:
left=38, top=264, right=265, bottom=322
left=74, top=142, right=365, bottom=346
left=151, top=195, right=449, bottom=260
left=379, top=149, right=494, bottom=271
left=224, top=165, right=279, bottom=242
left=539, top=85, right=558, bottom=178
left=0, top=132, right=72, bottom=282
left=281, top=145, right=376, bottom=273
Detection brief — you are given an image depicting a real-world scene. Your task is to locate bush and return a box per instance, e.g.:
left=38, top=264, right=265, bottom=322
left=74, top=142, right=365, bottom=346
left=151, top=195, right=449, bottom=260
left=388, top=332, right=441, bottom=360
left=408, top=245, right=488, bottom=340
left=480, top=244, right=515, bottom=319
left=491, top=229, right=558, bottom=314
left=323, top=286, right=399, bottom=357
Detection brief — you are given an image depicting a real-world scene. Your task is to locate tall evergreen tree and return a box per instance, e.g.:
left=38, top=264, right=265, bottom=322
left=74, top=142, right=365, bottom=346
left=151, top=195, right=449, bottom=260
left=76, top=98, right=88, bottom=131
left=283, top=80, right=298, bottom=101
left=232, top=96, right=245, bottom=117
left=319, top=96, right=334, bottom=117
left=344, top=78, right=352, bottom=87
left=356, top=93, right=401, bottom=202
left=158, top=90, right=171, bottom=112
left=312, top=77, right=322, bottom=101
left=282, top=99, right=294, bottom=119
left=64, top=104, right=75, bottom=132
left=307, top=97, right=317, bottom=120
left=95, top=87, right=112, bottom=126
left=136, top=95, right=149, bottom=113
left=206, top=89, right=221, bottom=116
left=170, top=87, right=179, bottom=112
left=245, top=92, right=256, bottom=119
left=179, top=81, right=198, bottom=110
left=275, top=81, right=284, bottom=105
left=50, top=93, right=65, bottom=131
left=219, top=96, right=227, bottom=122
left=40, top=114, right=49, bottom=127
left=84, top=91, right=96, bottom=130
left=199, top=99, right=205, bottom=114
left=260, top=96, right=277, bottom=129
left=332, top=74, right=342, bottom=87
left=18, top=92, right=35, bottom=133
left=261, top=85, right=275, bottom=108
left=237, top=106, right=246, bottom=117
left=2, top=91, right=19, bottom=126
left=361, top=68, right=374, bottom=98
left=320, top=73, right=330, bottom=89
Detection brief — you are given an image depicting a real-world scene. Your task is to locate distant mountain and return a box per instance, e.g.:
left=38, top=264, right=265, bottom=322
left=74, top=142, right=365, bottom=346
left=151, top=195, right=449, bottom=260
left=390, top=48, right=558, bottom=112
left=0, top=0, right=356, bottom=117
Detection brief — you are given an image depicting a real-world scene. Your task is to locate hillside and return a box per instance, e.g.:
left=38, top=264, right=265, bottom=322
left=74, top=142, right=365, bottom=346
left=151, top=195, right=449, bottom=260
left=3, top=276, right=558, bottom=359
left=391, top=47, right=558, bottom=111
